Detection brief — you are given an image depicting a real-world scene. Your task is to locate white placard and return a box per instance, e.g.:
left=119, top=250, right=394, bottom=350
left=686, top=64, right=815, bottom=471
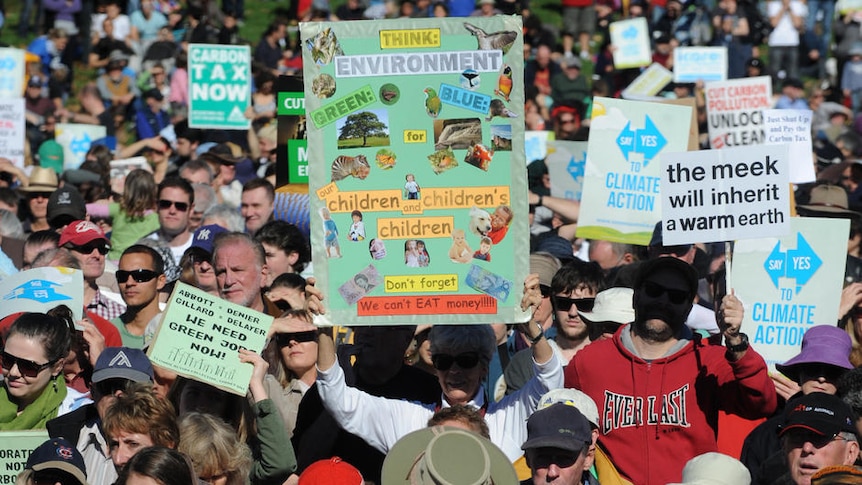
left=661, top=144, right=791, bottom=245
left=763, top=109, right=815, bottom=184
left=673, top=46, right=728, bottom=83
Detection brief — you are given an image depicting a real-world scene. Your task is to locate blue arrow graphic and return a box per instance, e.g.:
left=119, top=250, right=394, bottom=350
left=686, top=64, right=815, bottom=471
left=639, top=116, right=667, bottom=162
left=616, top=122, right=636, bottom=161
left=786, top=233, right=822, bottom=293
left=762, top=233, right=822, bottom=293
left=567, top=152, right=586, bottom=182
left=764, top=241, right=785, bottom=288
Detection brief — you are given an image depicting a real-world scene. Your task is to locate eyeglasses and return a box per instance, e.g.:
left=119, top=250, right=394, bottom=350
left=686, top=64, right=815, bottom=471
left=431, top=351, right=480, bottom=371
left=1, top=350, right=55, bottom=378
left=552, top=296, right=595, bottom=313
left=116, top=269, right=160, bottom=283
left=70, top=242, right=109, bottom=255
left=93, top=378, right=128, bottom=397
left=799, top=364, right=846, bottom=383
left=158, top=199, right=190, bottom=211
left=559, top=118, right=576, bottom=124
left=275, top=331, right=318, bottom=347
left=642, top=281, right=689, bottom=304
left=28, top=192, right=53, bottom=200
left=33, top=471, right=77, bottom=485
left=783, top=429, right=848, bottom=449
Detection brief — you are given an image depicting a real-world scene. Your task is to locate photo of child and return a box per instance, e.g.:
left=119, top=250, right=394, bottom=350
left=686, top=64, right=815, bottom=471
left=448, top=229, right=472, bottom=263
left=348, top=210, right=365, bottom=241
left=405, top=239, right=420, bottom=267
left=416, top=240, right=430, bottom=267
left=405, top=174, right=420, bottom=199
left=487, top=205, right=513, bottom=244
left=473, top=236, right=492, bottom=261
left=320, top=207, right=341, bottom=258
left=369, top=238, right=387, bottom=260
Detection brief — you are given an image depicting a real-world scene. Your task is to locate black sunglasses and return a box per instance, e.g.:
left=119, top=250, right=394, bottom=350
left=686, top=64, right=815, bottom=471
left=33, top=470, right=78, bottom=485
left=431, top=351, right=480, bottom=371
left=783, top=429, right=846, bottom=449
left=552, top=296, right=595, bottom=313
left=116, top=269, right=160, bottom=283
left=643, top=281, right=689, bottom=304
left=275, top=331, right=318, bottom=347
left=94, top=378, right=128, bottom=397
left=70, top=242, right=109, bottom=255
left=1, top=350, right=55, bottom=378
left=27, top=192, right=53, bottom=200
left=158, top=199, right=190, bottom=211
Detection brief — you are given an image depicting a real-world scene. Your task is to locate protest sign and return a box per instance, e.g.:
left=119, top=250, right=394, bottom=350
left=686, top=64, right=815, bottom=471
left=660, top=97, right=700, bottom=151
left=706, top=76, right=771, bottom=149
left=661, top=144, right=791, bottom=245
left=610, top=18, right=651, bottom=69
left=547, top=140, right=587, bottom=201
left=301, top=17, right=530, bottom=325
left=621, top=63, right=674, bottom=100
left=576, top=97, right=692, bottom=245
left=525, top=130, right=551, bottom=163
left=147, top=283, right=271, bottom=395
left=55, top=123, right=107, bottom=170
left=0, top=48, right=25, bottom=100
left=0, top=267, right=84, bottom=323
left=732, top=217, right=848, bottom=370
left=0, top=99, right=25, bottom=169
left=188, top=44, right=251, bottom=130
left=277, top=75, right=308, bottom=187
left=673, top=47, right=727, bottom=83
left=763, top=109, right=815, bottom=184
left=0, top=431, right=49, bottom=483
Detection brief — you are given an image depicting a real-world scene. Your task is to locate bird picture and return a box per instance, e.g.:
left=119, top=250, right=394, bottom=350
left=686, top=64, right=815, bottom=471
left=494, top=64, right=513, bottom=102
left=486, top=99, right=518, bottom=121
left=424, top=87, right=441, bottom=118
left=463, top=23, right=518, bottom=54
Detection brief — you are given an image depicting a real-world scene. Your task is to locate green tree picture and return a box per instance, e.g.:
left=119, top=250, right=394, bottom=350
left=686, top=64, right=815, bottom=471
left=337, top=111, right=390, bottom=148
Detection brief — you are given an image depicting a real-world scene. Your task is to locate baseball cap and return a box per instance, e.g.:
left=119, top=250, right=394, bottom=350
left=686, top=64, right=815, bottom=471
left=190, top=224, right=230, bottom=256
left=48, top=187, right=87, bottom=229
left=779, top=392, right=857, bottom=438
left=537, top=388, right=599, bottom=429
left=299, top=457, right=362, bottom=485
left=26, top=438, right=88, bottom=485
left=521, top=403, right=592, bottom=453
left=634, top=256, right=699, bottom=298
left=91, top=347, right=154, bottom=383
left=28, top=75, right=44, bottom=88
left=58, top=220, right=110, bottom=247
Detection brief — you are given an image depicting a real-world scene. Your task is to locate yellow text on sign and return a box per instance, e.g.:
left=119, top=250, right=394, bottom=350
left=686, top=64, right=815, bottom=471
left=380, top=29, right=441, bottom=49
left=404, top=130, right=427, bottom=143
left=385, top=274, right=458, bottom=293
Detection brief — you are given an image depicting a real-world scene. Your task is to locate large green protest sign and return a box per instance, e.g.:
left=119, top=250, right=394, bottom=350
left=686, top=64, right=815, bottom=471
left=188, top=44, right=251, bottom=130
left=147, top=283, right=271, bottom=395
left=0, top=431, right=49, bottom=484
left=301, top=17, right=529, bottom=325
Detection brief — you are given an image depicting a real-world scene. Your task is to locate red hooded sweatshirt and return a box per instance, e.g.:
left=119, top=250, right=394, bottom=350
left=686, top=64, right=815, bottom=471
left=564, top=326, right=777, bottom=485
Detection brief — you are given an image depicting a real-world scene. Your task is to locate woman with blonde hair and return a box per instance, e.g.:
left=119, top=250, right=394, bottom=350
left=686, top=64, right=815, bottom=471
left=178, top=412, right=253, bottom=485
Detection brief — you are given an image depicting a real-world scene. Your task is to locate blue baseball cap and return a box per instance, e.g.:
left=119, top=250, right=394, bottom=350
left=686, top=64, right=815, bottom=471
left=191, top=224, right=230, bottom=256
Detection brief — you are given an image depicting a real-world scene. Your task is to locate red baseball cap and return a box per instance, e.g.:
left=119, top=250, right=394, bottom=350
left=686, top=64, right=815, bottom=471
left=298, top=457, right=362, bottom=485
left=58, top=220, right=110, bottom=247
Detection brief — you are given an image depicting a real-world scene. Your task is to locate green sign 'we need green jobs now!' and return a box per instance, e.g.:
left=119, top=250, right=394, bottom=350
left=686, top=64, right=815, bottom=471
left=188, top=44, right=252, bottom=130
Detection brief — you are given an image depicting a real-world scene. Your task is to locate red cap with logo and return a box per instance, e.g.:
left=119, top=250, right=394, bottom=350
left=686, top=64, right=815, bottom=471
left=58, top=220, right=110, bottom=247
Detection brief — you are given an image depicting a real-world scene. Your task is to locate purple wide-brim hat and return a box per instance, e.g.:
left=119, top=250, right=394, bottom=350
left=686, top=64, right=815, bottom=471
left=776, top=325, right=853, bottom=380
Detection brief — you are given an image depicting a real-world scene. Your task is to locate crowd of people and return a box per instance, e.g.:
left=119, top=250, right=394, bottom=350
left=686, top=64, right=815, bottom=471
left=3, top=0, right=862, bottom=483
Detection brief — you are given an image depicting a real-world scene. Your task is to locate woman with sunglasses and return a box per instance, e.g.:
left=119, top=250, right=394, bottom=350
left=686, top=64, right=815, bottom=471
left=85, top=169, right=161, bottom=261
left=278, top=274, right=561, bottom=463
left=0, top=312, right=72, bottom=430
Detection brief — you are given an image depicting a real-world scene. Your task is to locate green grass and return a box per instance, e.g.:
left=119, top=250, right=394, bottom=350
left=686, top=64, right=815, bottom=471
left=337, top=135, right=391, bottom=148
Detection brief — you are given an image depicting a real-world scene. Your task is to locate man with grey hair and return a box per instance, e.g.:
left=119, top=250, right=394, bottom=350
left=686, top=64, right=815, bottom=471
left=190, top=183, right=216, bottom=232
left=202, top=204, right=245, bottom=232
left=776, top=392, right=860, bottom=485
left=212, top=232, right=269, bottom=313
